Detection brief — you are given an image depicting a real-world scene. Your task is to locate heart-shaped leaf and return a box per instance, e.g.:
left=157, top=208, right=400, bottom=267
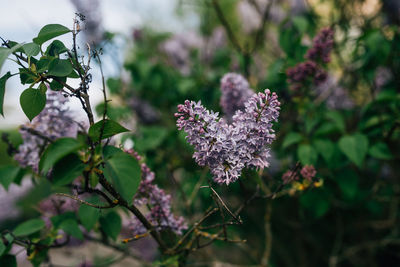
left=20, top=88, right=46, bottom=121
left=338, top=134, right=369, bottom=167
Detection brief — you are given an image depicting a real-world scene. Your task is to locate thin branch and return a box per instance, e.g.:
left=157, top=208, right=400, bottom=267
left=211, top=0, right=243, bottom=54
left=55, top=193, right=116, bottom=209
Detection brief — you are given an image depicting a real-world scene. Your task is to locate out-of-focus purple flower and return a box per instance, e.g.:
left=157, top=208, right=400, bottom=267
left=160, top=32, right=203, bottom=75
left=282, top=170, right=299, bottom=184
left=286, top=61, right=327, bottom=90
left=374, top=66, right=392, bottom=90
left=220, top=73, right=254, bottom=121
left=315, top=74, right=354, bottom=110
left=300, top=165, right=316, bottom=181
left=128, top=97, right=160, bottom=124
left=286, top=27, right=334, bottom=91
left=38, top=194, right=80, bottom=228
left=14, top=91, right=78, bottom=173
left=125, top=150, right=187, bottom=236
left=176, top=89, right=280, bottom=185
left=0, top=179, right=33, bottom=222
left=70, top=0, right=104, bottom=46
left=305, top=27, right=334, bottom=64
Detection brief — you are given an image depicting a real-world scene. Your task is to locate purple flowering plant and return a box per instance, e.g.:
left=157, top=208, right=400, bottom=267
left=0, top=1, right=399, bottom=266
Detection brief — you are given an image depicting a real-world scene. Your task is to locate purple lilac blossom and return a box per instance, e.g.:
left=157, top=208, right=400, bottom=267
left=300, top=165, right=317, bottom=181
left=315, top=74, right=354, bottom=110
left=282, top=170, right=299, bottom=184
left=14, top=91, right=78, bottom=173
left=286, top=27, right=334, bottom=91
left=220, top=73, right=254, bottom=121
left=176, top=89, right=280, bottom=185
left=286, top=61, right=327, bottom=91
left=305, top=27, right=334, bottom=63
left=126, top=149, right=187, bottom=236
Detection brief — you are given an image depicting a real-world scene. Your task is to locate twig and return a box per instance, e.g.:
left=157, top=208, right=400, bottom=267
left=55, top=193, right=116, bottom=209
left=260, top=201, right=272, bottom=267
left=211, top=0, right=243, bottom=54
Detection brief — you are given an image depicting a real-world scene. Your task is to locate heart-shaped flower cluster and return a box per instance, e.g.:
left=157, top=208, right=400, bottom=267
left=175, top=89, right=280, bottom=185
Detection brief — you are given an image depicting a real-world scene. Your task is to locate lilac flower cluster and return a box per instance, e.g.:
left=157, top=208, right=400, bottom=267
left=286, top=27, right=334, bottom=91
left=282, top=165, right=317, bottom=184
left=176, top=89, right=280, bottom=185
left=286, top=61, right=327, bottom=91
left=14, top=91, right=78, bottom=173
left=220, top=73, right=253, bottom=121
left=126, top=150, right=187, bottom=235
left=305, top=27, right=334, bottom=63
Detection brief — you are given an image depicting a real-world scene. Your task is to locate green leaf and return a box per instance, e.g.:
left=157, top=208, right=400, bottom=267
left=0, top=43, right=23, bottom=72
left=88, top=119, right=129, bottom=142
left=0, top=255, right=17, bottom=267
left=22, top=43, right=40, bottom=57
left=36, top=58, right=51, bottom=73
left=33, top=24, right=70, bottom=45
left=369, top=142, right=393, bottom=160
left=0, top=165, right=21, bottom=190
left=338, top=134, right=369, bottom=167
left=100, top=211, right=121, bottom=241
left=292, top=16, right=308, bottom=34
left=20, top=88, right=46, bottom=121
left=38, top=82, right=47, bottom=94
left=297, top=144, right=317, bottom=165
left=282, top=132, right=303, bottom=149
left=326, top=111, right=345, bottom=133
left=134, top=126, right=168, bottom=152
left=50, top=212, right=75, bottom=228
left=106, top=78, right=122, bottom=95
left=102, top=145, right=122, bottom=159
left=59, top=219, right=83, bottom=240
left=13, top=218, right=45, bottom=236
left=336, top=169, right=359, bottom=199
left=39, top=138, right=83, bottom=173
left=47, top=58, right=73, bottom=77
left=52, top=154, right=85, bottom=186
left=49, top=76, right=66, bottom=91
left=103, top=150, right=141, bottom=205
left=0, top=72, right=12, bottom=116
left=300, top=189, right=330, bottom=218
left=18, top=68, right=37, bottom=85
left=314, top=140, right=335, bottom=164
left=79, top=204, right=100, bottom=231
left=0, top=240, right=6, bottom=256
left=45, top=40, right=68, bottom=56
